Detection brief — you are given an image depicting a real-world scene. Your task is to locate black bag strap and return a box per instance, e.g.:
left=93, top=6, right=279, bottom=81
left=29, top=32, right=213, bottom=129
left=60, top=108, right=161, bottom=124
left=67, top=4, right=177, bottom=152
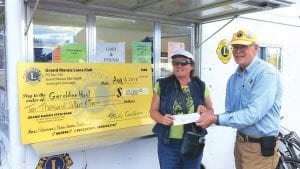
left=175, top=81, right=200, bottom=133
left=174, top=79, right=188, bottom=115
left=174, top=77, right=207, bottom=136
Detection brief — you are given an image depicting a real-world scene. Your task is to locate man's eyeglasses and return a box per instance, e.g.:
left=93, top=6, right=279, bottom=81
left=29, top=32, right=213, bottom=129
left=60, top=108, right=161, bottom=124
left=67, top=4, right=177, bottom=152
left=232, top=43, right=256, bottom=51
left=172, top=60, right=192, bottom=66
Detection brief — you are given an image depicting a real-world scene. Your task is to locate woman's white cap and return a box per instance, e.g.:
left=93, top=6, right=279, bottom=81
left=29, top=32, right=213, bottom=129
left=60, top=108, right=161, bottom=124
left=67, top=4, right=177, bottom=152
left=171, top=49, right=194, bottom=60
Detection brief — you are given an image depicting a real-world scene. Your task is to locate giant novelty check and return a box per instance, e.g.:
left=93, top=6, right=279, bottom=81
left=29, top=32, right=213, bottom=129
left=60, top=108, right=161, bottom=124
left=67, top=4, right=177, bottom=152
left=18, top=63, right=153, bottom=144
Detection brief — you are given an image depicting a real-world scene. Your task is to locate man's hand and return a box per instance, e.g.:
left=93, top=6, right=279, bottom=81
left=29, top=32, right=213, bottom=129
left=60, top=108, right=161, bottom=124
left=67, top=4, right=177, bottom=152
left=196, top=105, right=217, bottom=128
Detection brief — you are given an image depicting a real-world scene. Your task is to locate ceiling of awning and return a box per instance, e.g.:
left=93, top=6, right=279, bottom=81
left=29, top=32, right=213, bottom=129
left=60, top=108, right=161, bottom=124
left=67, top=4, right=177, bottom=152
left=26, top=0, right=295, bottom=23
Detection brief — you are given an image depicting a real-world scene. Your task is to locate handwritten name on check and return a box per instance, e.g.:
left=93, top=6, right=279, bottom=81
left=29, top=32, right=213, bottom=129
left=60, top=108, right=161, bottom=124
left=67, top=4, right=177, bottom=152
left=173, top=113, right=200, bottom=125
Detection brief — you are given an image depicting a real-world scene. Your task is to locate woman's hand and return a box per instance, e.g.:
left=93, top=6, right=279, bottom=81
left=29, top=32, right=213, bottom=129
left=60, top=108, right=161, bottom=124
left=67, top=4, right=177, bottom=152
left=162, top=114, right=174, bottom=126
left=197, top=105, right=207, bottom=114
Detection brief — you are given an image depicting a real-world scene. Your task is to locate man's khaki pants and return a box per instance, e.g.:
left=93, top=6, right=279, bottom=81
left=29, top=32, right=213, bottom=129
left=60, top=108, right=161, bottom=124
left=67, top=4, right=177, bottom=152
left=234, top=137, right=279, bottom=169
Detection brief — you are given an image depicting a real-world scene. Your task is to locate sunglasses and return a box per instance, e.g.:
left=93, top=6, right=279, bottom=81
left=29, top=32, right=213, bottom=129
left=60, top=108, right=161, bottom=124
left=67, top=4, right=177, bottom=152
left=172, top=60, right=192, bottom=66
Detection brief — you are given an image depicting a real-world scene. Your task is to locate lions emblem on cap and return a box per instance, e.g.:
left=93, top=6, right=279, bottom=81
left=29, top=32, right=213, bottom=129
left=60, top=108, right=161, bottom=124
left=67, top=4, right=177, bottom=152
left=237, top=31, right=244, bottom=38
left=230, top=29, right=257, bottom=45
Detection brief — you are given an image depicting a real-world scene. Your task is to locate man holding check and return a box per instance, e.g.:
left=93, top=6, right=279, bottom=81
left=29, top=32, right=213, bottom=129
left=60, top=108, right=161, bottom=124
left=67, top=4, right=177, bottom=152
left=197, top=29, right=282, bottom=169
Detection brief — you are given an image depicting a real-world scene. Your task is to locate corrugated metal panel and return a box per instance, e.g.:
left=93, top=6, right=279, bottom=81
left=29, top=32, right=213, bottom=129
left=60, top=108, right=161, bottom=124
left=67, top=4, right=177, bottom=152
left=26, top=0, right=294, bottom=23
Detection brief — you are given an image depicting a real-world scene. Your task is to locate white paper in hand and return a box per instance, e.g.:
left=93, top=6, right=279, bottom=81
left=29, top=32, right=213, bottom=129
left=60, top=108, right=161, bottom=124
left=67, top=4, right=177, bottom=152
left=173, top=113, right=200, bottom=125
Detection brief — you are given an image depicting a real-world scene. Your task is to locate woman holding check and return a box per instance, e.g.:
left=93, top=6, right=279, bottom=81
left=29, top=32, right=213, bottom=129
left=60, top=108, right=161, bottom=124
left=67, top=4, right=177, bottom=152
left=150, top=49, right=214, bottom=169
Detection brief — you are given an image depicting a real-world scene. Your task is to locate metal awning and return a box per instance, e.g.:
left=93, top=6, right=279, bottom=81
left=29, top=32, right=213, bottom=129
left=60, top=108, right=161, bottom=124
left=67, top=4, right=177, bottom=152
left=26, top=0, right=294, bottom=23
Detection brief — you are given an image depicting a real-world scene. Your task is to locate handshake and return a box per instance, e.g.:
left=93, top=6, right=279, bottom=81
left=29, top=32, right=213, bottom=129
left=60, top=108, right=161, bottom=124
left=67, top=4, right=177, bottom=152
left=195, top=105, right=217, bottom=128
left=160, top=105, right=218, bottom=127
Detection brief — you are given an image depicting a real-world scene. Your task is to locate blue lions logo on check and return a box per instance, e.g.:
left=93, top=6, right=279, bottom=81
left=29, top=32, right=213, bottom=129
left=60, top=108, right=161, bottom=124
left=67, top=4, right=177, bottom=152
left=24, top=68, right=42, bottom=83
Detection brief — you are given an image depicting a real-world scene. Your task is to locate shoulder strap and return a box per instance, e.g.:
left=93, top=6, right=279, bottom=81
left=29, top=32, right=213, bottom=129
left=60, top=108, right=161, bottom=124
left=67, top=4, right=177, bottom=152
left=176, top=88, right=189, bottom=115
left=172, top=76, right=190, bottom=115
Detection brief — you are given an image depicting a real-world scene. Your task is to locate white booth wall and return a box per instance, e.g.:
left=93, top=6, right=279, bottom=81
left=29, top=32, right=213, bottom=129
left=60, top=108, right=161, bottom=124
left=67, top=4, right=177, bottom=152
left=200, top=12, right=300, bottom=168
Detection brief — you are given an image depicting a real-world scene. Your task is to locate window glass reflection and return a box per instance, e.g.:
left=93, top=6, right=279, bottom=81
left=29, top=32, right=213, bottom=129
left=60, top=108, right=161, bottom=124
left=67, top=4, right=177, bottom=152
left=95, top=16, right=153, bottom=63
left=33, top=9, right=86, bottom=63
left=160, top=24, right=192, bottom=77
